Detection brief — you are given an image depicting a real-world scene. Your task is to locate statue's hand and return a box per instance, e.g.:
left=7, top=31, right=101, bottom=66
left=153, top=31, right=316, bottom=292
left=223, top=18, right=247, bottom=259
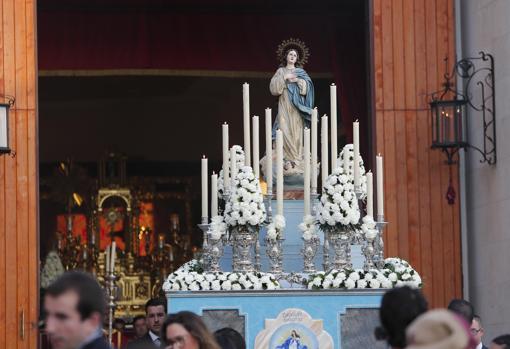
left=284, top=73, right=297, bottom=81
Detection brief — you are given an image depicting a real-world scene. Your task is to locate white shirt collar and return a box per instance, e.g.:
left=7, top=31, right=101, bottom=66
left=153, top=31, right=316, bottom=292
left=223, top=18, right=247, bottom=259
left=149, top=329, right=160, bottom=342
left=476, top=343, right=483, bottom=349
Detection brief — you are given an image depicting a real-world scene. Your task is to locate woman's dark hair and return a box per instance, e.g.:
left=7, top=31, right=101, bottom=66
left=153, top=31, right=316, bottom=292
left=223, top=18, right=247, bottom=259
left=214, top=327, right=246, bottom=349
left=161, top=311, right=220, bottom=349
left=280, top=48, right=302, bottom=68
left=493, top=334, right=510, bottom=349
left=376, top=286, right=428, bottom=348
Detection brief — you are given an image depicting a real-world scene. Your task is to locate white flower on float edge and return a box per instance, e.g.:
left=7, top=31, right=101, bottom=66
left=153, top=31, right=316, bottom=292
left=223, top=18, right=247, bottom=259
left=305, top=257, right=422, bottom=290
left=162, top=270, right=281, bottom=292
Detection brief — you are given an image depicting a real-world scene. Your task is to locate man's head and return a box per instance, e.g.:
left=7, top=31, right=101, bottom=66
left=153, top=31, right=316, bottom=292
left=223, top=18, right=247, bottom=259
left=447, top=299, right=474, bottom=324
left=471, top=315, right=485, bottom=345
left=44, top=271, right=106, bottom=349
left=133, top=315, right=148, bottom=338
left=490, top=334, right=510, bottom=349
left=145, top=298, right=167, bottom=336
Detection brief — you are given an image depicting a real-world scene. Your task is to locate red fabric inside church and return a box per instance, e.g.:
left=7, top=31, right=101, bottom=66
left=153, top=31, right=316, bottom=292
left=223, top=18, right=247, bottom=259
left=38, top=2, right=368, bottom=142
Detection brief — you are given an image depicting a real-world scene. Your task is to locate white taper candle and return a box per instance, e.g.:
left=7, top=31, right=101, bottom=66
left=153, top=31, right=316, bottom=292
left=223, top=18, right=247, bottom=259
left=231, top=147, right=237, bottom=190
left=276, top=129, right=284, bottom=216
left=110, top=241, right=116, bottom=272
left=243, top=83, right=251, bottom=166
left=366, top=171, right=373, bottom=217
left=304, top=128, right=311, bottom=216
left=343, top=144, right=349, bottom=173
left=321, top=115, right=329, bottom=192
left=330, top=84, right=338, bottom=170
left=201, top=156, right=208, bottom=220
left=353, top=120, right=360, bottom=188
left=252, top=115, right=260, bottom=179
left=265, top=108, right=273, bottom=193
left=222, top=123, right=229, bottom=192
left=376, top=154, right=384, bottom=217
left=311, top=108, right=318, bottom=191
left=211, top=172, right=218, bottom=217
left=105, top=245, right=111, bottom=273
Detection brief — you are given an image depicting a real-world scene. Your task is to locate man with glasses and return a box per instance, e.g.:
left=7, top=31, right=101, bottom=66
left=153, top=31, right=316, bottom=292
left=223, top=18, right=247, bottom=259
left=471, top=315, right=488, bottom=349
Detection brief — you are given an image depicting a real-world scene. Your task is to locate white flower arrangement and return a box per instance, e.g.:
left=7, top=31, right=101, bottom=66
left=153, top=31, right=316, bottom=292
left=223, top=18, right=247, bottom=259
left=224, top=165, right=266, bottom=229
left=208, top=215, right=227, bottom=241
left=360, top=215, right=378, bottom=241
left=299, top=215, right=318, bottom=242
left=218, top=145, right=245, bottom=197
left=40, top=251, right=65, bottom=289
left=315, top=166, right=361, bottom=233
left=306, top=257, right=422, bottom=290
left=163, top=270, right=280, bottom=291
left=266, top=214, right=285, bottom=241
left=337, top=144, right=367, bottom=200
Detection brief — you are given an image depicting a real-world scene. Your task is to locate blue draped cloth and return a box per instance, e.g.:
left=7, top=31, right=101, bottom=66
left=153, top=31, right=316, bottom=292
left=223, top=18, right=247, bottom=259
left=286, top=67, right=314, bottom=125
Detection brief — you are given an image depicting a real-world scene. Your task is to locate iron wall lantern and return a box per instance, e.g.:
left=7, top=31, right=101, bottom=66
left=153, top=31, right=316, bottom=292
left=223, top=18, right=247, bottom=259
left=429, top=52, right=496, bottom=166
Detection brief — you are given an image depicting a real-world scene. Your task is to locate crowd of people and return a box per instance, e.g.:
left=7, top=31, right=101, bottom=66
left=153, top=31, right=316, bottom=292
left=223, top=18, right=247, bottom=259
left=43, top=271, right=509, bottom=349
left=376, top=286, right=510, bottom=349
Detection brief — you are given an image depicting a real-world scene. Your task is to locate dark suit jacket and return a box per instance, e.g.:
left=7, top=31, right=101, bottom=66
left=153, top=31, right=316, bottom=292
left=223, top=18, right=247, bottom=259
left=126, top=333, right=160, bottom=349
left=482, top=345, right=489, bottom=349
left=82, top=337, right=111, bottom=349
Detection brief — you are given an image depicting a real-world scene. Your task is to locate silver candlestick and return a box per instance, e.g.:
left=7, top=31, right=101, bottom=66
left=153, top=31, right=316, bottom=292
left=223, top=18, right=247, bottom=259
left=322, top=230, right=330, bottom=272
left=375, top=214, right=387, bottom=269
left=198, top=217, right=211, bottom=271
left=264, top=192, right=274, bottom=223
left=311, top=189, right=319, bottom=217
left=362, top=234, right=377, bottom=271
left=207, top=235, right=225, bottom=272
left=106, top=272, right=117, bottom=346
left=302, top=234, right=320, bottom=273
left=265, top=236, right=284, bottom=275
left=254, top=232, right=261, bottom=272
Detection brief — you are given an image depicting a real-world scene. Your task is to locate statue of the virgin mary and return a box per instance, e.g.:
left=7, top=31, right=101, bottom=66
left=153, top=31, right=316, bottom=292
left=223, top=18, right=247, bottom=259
left=270, top=38, right=314, bottom=177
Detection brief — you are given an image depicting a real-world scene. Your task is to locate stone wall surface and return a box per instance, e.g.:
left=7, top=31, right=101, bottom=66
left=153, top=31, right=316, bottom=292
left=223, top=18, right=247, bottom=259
left=462, top=0, right=510, bottom=341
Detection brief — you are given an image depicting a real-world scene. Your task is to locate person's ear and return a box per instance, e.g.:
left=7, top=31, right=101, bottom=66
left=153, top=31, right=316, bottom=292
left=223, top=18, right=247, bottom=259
left=87, top=312, right=102, bottom=328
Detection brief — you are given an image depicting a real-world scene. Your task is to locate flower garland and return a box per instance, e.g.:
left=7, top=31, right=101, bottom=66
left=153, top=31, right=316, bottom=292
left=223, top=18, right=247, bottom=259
left=306, top=257, right=422, bottom=290
left=337, top=144, right=367, bottom=200
left=218, top=145, right=245, bottom=197
left=163, top=269, right=280, bottom=291
left=299, top=215, right=318, bottom=241
left=266, top=214, right=285, bottom=241
left=315, top=167, right=361, bottom=233
left=224, top=165, right=266, bottom=229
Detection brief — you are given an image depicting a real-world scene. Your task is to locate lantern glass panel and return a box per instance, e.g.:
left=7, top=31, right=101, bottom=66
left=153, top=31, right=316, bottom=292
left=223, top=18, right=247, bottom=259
left=430, top=99, right=467, bottom=148
left=0, top=104, right=8, bottom=151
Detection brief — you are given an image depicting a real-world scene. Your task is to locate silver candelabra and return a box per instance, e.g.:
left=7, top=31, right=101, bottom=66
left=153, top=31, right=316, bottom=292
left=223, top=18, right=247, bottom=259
left=375, top=214, right=387, bottom=269
left=106, top=271, right=117, bottom=346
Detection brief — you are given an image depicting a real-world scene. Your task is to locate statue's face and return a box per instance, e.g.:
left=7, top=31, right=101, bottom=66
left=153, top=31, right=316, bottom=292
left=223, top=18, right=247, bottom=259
left=286, top=50, right=298, bottom=65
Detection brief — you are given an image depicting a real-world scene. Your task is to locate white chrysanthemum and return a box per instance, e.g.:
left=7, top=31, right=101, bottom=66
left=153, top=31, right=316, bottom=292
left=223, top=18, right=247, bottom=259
left=344, top=278, right=356, bottom=289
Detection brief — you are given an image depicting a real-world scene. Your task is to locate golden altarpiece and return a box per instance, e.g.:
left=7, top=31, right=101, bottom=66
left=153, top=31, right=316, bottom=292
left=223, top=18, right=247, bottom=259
left=42, top=153, right=195, bottom=319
